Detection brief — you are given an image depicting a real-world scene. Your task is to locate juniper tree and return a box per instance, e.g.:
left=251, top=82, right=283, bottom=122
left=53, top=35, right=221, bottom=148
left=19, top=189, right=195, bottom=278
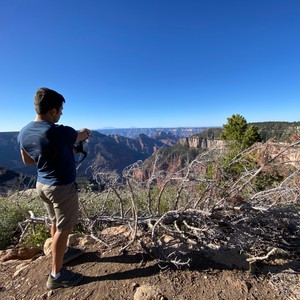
left=220, top=114, right=261, bottom=150
left=220, top=114, right=261, bottom=178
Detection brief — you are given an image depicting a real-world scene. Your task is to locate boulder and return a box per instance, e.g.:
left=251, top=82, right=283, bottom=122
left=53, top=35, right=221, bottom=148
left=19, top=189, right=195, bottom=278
left=0, top=247, right=40, bottom=262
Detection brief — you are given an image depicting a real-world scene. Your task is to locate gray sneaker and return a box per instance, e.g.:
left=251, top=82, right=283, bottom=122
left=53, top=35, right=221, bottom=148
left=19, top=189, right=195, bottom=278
left=47, top=268, right=83, bottom=289
left=63, top=247, right=85, bottom=264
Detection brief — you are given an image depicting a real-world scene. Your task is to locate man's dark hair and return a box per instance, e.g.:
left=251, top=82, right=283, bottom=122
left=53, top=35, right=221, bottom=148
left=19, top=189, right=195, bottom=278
left=34, top=88, right=66, bottom=115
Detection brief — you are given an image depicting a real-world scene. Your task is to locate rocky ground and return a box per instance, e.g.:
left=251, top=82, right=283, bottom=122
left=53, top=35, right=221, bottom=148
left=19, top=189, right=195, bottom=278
left=1, top=233, right=300, bottom=300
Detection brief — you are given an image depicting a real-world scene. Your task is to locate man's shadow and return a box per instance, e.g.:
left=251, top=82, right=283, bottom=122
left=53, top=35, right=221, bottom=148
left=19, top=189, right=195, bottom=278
left=66, top=251, right=160, bottom=286
left=67, top=249, right=300, bottom=287
left=82, top=264, right=160, bottom=284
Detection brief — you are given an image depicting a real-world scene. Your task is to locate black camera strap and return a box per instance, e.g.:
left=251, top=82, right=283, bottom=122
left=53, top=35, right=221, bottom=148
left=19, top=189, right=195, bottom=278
left=74, top=141, right=88, bottom=164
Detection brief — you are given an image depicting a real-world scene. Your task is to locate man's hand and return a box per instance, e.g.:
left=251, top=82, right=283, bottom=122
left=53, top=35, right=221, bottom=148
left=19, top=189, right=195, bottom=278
left=76, top=128, right=92, bottom=142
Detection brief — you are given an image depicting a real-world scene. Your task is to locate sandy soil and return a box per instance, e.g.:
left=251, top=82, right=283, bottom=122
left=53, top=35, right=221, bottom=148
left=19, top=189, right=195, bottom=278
left=1, top=239, right=300, bottom=300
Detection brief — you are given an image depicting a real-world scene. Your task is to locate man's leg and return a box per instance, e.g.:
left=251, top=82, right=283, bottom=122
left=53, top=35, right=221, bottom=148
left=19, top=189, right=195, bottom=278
left=51, top=227, right=71, bottom=275
left=50, top=223, right=56, bottom=238
left=38, top=182, right=83, bottom=289
left=47, top=226, right=83, bottom=290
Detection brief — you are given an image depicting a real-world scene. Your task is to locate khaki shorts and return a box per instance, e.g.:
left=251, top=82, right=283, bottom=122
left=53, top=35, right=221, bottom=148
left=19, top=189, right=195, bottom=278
left=36, top=181, right=79, bottom=231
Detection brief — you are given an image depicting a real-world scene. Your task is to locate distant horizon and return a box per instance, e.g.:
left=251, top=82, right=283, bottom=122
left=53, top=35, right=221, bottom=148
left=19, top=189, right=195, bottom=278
left=2, top=125, right=218, bottom=133
left=1, top=115, right=300, bottom=132
left=97, top=119, right=300, bottom=131
left=97, top=125, right=220, bottom=130
left=2, top=120, right=300, bottom=134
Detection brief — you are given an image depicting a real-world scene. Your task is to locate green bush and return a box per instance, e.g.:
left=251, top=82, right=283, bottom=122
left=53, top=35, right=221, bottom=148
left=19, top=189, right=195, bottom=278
left=19, top=224, right=50, bottom=248
left=253, top=171, right=283, bottom=192
left=0, top=194, right=47, bottom=249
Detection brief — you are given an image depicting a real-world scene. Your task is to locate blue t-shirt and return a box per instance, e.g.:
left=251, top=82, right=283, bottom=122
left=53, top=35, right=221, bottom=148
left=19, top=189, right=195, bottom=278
left=18, top=121, right=78, bottom=186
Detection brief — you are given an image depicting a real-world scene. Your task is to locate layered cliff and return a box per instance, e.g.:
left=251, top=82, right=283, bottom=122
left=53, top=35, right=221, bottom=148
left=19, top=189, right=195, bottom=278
left=179, top=136, right=225, bottom=150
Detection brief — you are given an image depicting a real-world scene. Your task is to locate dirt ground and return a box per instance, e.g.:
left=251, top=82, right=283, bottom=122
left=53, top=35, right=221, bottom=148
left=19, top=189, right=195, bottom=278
left=1, top=238, right=300, bottom=300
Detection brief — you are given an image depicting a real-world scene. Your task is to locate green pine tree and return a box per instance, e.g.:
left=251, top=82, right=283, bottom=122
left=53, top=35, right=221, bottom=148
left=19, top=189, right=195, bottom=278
left=221, top=114, right=261, bottom=151
left=220, top=114, right=261, bottom=178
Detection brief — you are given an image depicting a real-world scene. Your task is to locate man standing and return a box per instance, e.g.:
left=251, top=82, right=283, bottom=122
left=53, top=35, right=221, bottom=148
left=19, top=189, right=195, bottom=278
left=18, top=87, right=91, bottom=289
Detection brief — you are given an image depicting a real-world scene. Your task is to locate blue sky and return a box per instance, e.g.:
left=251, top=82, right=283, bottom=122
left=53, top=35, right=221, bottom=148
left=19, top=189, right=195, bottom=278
left=1, top=0, right=300, bottom=132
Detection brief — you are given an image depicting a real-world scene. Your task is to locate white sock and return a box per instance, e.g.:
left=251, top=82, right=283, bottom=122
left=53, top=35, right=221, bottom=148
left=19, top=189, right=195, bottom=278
left=51, top=272, right=61, bottom=279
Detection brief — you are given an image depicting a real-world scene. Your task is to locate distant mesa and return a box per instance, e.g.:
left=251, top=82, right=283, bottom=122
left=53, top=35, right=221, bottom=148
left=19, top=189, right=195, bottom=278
left=97, top=127, right=208, bottom=139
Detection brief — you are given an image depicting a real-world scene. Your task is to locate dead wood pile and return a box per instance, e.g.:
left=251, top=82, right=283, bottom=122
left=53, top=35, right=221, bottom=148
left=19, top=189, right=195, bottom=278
left=18, top=140, right=300, bottom=268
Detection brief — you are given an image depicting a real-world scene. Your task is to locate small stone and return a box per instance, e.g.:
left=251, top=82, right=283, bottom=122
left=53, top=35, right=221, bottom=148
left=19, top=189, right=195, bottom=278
left=47, top=290, right=54, bottom=297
